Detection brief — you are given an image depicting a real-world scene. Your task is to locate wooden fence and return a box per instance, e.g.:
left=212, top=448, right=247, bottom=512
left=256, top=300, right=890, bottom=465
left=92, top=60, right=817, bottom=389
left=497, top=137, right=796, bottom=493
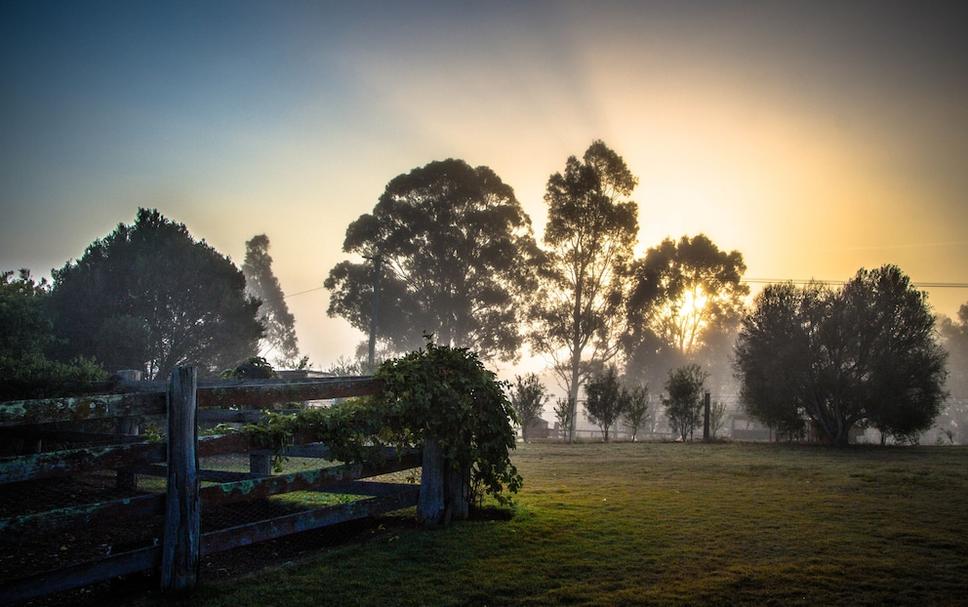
left=0, top=367, right=427, bottom=604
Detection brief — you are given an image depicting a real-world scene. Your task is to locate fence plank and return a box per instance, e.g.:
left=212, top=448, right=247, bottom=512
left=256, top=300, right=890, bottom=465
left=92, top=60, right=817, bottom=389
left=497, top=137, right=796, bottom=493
left=0, top=441, right=164, bottom=484
left=0, top=545, right=160, bottom=605
left=0, top=492, right=164, bottom=535
left=0, top=391, right=166, bottom=428
left=195, top=377, right=382, bottom=408
left=200, top=451, right=421, bottom=507
left=160, top=366, right=200, bottom=594
left=200, top=488, right=419, bottom=556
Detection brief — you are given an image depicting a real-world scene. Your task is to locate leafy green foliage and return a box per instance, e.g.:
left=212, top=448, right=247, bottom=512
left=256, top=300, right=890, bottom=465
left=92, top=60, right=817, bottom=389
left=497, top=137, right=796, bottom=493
left=584, top=366, right=627, bottom=442
left=48, top=208, right=263, bottom=379
left=509, top=373, right=549, bottom=442
left=663, top=364, right=708, bottom=441
left=736, top=265, right=948, bottom=445
left=529, top=140, right=639, bottom=440
left=221, top=356, right=278, bottom=379
left=0, top=269, right=107, bottom=399
left=325, top=159, right=541, bottom=360
left=620, top=384, right=650, bottom=441
left=245, top=338, right=522, bottom=505
left=377, top=339, right=522, bottom=504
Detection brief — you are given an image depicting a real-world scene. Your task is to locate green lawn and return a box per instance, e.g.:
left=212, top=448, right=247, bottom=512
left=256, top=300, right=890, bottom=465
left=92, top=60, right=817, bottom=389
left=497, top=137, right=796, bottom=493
left=183, top=442, right=968, bottom=606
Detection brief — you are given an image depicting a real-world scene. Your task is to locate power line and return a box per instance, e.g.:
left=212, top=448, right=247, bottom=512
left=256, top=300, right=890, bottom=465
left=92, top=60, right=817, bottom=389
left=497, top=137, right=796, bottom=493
left=742, top=278, right=968, bottom=289
left=282, top=285, right=326, bottom=299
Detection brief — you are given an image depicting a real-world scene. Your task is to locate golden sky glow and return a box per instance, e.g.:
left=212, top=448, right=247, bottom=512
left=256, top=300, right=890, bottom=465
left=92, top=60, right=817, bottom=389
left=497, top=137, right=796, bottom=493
left=1, top=2, right=966, bottom=371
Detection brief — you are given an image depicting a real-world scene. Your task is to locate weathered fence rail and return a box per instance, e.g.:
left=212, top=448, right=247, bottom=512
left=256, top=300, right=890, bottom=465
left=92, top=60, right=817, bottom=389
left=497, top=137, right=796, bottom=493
left=0, top=369, right=422, bottom=604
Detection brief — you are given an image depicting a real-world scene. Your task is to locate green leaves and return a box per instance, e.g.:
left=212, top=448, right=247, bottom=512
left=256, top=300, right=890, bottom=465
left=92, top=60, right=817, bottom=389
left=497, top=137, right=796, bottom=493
left=245, top=338, right=522, bottom=505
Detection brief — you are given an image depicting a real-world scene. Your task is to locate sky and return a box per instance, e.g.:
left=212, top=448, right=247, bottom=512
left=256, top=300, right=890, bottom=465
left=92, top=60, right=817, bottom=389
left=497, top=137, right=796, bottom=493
left=2, top=0, right=967, bottom=374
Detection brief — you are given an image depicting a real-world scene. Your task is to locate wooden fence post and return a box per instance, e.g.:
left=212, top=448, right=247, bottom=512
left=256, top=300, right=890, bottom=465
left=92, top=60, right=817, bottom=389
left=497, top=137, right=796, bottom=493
left=115, top=369, right=143, bottom=490
left=445, top=462, right=470, bottom=523
left=417, top=438, right=445, bottom=527
left=161, top=366, right=199, bottom=594
left=249, top=453, right=272, bottom=476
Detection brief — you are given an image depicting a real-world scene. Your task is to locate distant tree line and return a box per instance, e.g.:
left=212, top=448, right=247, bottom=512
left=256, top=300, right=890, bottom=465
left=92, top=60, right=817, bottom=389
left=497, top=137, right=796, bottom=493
left=2, top=140, right=962, bottom=446
left=0, top=209, right=305, bottom=395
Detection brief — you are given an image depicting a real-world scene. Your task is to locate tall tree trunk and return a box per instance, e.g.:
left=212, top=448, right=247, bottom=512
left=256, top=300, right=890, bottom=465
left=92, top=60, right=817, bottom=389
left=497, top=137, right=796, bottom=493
left=568, top=352, right=581, bottom=443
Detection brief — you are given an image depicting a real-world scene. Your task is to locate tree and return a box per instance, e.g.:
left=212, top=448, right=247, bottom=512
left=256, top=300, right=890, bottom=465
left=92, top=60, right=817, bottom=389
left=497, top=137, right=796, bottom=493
left=709, top=400, right=729, bottom=439
left=530, top=140, right=638, bottom=442
left=584, top=366, right=627, bottom=442
left=325, top=159, right=540, bottom=361
left=624, top=234, right=747, bottom=392
left=0, top=269, right=106, bottom=399
left=938, top=304, right=968, bottom=443
left=509, top=373, right=549, bottom=442
left=735, top=266, right=947, bottom=446
left=49, top=208, right=263, bottom=379
left=242, top=234, right=304, bottom=368
left=663, top=364, right=708, bottom=441
left=553, top=397, right=573, bottom=439
left=621, top=384, right=650, bottom=441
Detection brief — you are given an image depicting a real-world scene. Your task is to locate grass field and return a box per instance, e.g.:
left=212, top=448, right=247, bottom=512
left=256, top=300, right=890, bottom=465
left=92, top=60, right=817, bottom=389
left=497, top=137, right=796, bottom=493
left=181, top=442, right=968, bottom=606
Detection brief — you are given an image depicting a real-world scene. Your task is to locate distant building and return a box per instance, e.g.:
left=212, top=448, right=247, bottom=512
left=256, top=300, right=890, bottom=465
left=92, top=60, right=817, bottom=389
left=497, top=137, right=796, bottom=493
left=524, top=417, right=550, bottom=440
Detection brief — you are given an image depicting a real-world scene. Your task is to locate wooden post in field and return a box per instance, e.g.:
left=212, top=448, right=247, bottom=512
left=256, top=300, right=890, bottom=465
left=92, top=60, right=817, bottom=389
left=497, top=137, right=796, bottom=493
left=445, top=462, right=470, bottom=523
left=417, top=438, right=445, bottom=527
left=249, top=453, right=272, bottom=476
left=161, top=366, right=200, bottom=594
left=116, top=369, right=142, bottom=490
left=702, top=392, right=711, bottom=442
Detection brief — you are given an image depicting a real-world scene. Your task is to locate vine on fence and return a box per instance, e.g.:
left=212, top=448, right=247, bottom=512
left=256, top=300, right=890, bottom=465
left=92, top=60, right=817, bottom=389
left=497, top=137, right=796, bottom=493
left=245, top=338, right=522, bottom=504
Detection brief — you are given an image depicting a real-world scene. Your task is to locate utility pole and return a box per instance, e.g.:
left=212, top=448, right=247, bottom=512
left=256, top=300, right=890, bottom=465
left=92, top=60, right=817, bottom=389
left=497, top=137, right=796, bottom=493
left=364, top=253, right=382, bottom=372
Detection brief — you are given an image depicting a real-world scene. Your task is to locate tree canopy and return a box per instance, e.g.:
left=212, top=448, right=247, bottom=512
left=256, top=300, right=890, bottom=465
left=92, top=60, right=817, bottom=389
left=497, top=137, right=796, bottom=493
left=663, top=364, right=708, bottom=441
left=0, top=270, right=106, bottom=398
left=242, top=234, right=303, bottom=368
left=49, top=208, right=263, bottom=379
left=325, top=159, right=540, bottom=361
left=584, top=366, right=627, bottom=442
left=624, top=234, right=747, bottom=392
left=735, top=266, right=947, bottom=445
left=530, top=140, right=638, bottom=441
left=509, top=373, right=549, bottom=442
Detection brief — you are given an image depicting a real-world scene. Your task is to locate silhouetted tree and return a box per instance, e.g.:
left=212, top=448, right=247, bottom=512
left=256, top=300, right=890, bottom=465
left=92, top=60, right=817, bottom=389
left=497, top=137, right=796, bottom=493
left=242, top=234, right=304, bottom=369
left=509, top=373, right=549, bottom=442
left=49, top=209, right=263, bottom=379
left=621, top=384, right=650, bottom=441
left=553, top=397, right=573, bottom=439
left=663, top=364, right=708, bottom=441
left=325, top=159, right=540, bottom=360
left=584, top=366, right=627, bottom=442
left=0, top=269, right=105, bottom=398
left=938, top=304, right=968, bottom=443
left=530, top=141, right=638, bottom=441
left=624, top=234, right=747, bottom=392
left=735, top=266, right=947, bottom=446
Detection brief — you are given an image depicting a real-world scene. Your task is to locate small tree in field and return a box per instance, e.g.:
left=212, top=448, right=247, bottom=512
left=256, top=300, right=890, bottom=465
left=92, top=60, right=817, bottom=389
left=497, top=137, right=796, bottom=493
left=664, top=364, right=708, bottom=441
left=510, top=373, right=549, bottom=442
left=553, top=397, right=573, bottom=439
left=621, top=385, right=650, bottom=441
left=709, top=400, right=728, bottom=439
left=585, top=366, right=627, bottom=442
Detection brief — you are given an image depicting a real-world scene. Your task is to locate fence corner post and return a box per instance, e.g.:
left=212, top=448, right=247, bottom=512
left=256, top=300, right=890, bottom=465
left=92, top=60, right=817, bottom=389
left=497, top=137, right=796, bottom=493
left=161, top=365, right=199, bottom=594
left=417, top=437, right=445, bottom=527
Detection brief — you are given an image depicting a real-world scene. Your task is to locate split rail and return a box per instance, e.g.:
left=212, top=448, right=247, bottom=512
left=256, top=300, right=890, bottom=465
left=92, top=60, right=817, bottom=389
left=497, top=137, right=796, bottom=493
left=0, top=367, right=424, bottom=603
